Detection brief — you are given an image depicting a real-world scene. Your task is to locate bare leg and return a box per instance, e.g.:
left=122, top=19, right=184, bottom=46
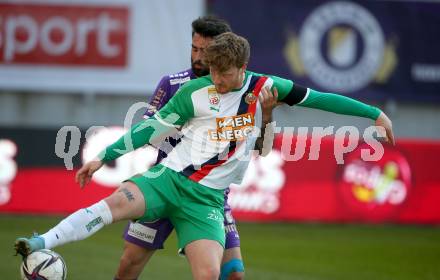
left=185, top=239, right=223, bottom=280
left=114, top=241, right=155, bottom=280
left=105, top=182, right=146, bottom=223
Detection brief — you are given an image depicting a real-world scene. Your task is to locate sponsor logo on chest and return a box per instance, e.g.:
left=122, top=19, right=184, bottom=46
left=208, top=113, right=255, bottom=141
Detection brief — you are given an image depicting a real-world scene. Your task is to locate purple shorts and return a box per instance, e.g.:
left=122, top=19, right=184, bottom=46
left=123, top=188, right=240, bottom=250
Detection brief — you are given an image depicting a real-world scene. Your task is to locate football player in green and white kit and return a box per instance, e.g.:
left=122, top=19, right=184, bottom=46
left=16, top=32, right=394, bottom=280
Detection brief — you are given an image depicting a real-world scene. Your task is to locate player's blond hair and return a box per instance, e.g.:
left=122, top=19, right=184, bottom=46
left=204, top=32, right=250, bottom=72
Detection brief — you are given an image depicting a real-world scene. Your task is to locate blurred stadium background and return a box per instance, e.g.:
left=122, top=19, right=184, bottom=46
left=1, top=0, right=439, bottom=279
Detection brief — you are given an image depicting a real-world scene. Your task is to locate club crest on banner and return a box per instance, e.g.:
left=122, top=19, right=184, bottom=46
left=284, top=1, right=397, bottom=93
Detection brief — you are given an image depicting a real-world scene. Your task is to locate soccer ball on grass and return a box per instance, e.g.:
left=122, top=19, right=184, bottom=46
left=20, top=249, right=67, bottom=280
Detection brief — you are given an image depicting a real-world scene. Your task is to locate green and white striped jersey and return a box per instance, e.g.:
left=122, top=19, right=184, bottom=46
left=153, top=70, right=307, bottom=189
left=101, top=70, right=381, bottom=190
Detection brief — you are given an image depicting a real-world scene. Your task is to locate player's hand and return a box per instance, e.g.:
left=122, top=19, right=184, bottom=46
left=259, top=86, right=278, bottom=123
left=75, top=160, right=103, bottom=188
left=375, top=111, right=395, bottom=145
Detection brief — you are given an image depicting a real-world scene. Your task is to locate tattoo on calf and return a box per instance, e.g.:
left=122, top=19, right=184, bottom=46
left=119, top=188, right=135, bottom=202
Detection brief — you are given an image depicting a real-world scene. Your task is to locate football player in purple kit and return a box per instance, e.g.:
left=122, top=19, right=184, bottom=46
left=114, top=16, right=277, bottom=280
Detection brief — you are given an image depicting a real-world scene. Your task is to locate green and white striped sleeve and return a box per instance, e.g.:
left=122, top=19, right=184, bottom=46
left=268, top=74, right=381, bottom=120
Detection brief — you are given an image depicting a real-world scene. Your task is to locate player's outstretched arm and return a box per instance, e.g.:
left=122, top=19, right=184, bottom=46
left=260, top=74, right=395, bottom=145
left=297, top=89, right=395, bottom=144
left=75, top=84, right=194, bottom=188
left=298, top=89, right=381, bottom=120
left=75, top=116, right=180, bottom=188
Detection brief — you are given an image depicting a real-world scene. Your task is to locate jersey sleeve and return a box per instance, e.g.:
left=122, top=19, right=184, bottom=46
left=250, top=72, right=307, bottom=105
left=252, top=72, right=381, bottom=120
left=99, top=84, right=195, bottom=163
left=144, top=75, right=171, bottom=118
left=298, top=89, right=381, bottom=120
left=269, top=75, right=310, bottom=105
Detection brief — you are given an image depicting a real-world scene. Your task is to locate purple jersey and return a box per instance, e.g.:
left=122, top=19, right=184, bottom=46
left=144, top=69, right=196, bottom=118
left=123, top=69, right=241, bottom=250
left=144, top=69, right=196, bottom=164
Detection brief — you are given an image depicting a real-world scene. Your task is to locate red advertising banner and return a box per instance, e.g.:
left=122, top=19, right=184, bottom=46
left=0, top=0, right=204, bottom=93
left=0, top=3, right=129, bottom=66
left=229, top=137, right=440, bottom=224
left=0, top=136, right=439, bottom=224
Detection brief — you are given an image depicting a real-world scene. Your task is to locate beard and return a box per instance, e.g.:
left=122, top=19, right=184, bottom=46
left=191, top=60, right=209, bottom=77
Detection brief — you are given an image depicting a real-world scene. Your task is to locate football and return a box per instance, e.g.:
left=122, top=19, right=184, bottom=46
left=20, top=249, right=67, bottom=280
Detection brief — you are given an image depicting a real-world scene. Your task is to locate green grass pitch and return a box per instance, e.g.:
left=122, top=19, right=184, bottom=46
left=1, top=215, right=439, bottom=279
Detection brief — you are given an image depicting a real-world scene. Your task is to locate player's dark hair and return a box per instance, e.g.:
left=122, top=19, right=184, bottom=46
left=204, top=32, right=250, bottom=72
left=192, top=16, right=232, bottom=38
